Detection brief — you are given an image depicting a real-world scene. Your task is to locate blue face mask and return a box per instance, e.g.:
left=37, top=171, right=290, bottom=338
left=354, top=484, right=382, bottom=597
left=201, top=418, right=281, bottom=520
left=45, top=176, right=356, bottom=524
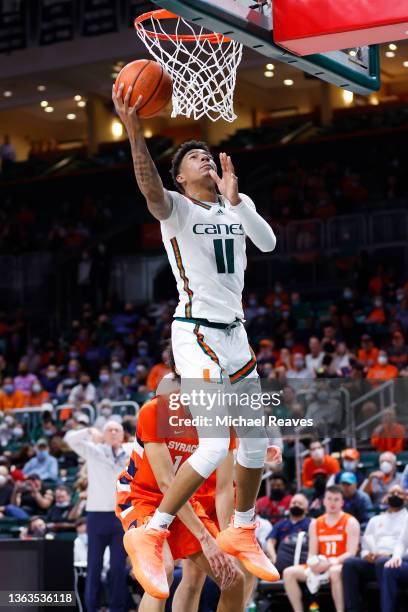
left=4, top=384, right=14, bottom=395
left=37, top=450, right=48, bottom=461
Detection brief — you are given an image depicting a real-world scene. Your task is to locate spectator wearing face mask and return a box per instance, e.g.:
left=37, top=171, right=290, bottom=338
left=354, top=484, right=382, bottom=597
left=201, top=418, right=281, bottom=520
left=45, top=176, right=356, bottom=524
left=366, top=296, right=386, bottom=325
left=305, top=389, right=343, bottom=437
left=333, top=448, right=365, bottom=487
left=46, top=485, right=76, bottom=531
left=127, top=340, right=154, bottom=374
left=287, top=353, right=311, bottom=380
left=0, top=377, right=25, bottom=410
left=95, top=366, right=124, bottom=403
left=266, top=494, right=311, bottom=573
left=10, top=474, right=54, bottom=518
left=302, top=441, right=340, bottom=489
left=27, top=380, right=49, bottom=406
left=146, top=347, right=172, bottom=391
left=361, top=451, right=401, bottom=507
left=256, top=473, right=292, bottom=523
left=367, top=350, right=398, bottom=381
left=68, top=372, right=96, bottom=406
left=93, top=399, right=122, bottom=432
left=338, top=472, right=374, bottom=527
left=40, top=364, right=61, bottom=396
left=56, top=359, right=81, bottom=399
left=22, top=439, right=58, bottom=482
left=20, top=515, right=53, bottom=540
left=13, top=360, right=38, bottom=397
left=342, top=485, right=408, bottom=612
left=371, top=408, right=405, bottom=453
left=110, top=358, right=124, bottom=387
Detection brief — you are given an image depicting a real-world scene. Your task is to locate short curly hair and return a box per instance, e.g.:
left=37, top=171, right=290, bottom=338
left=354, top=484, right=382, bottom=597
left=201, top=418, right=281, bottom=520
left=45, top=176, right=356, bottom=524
left=170, top=140, right=212, bottom=192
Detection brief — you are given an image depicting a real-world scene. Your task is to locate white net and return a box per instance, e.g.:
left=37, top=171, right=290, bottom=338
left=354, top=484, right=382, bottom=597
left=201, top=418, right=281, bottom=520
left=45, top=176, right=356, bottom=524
left=135, top=11, right=243, bottom=123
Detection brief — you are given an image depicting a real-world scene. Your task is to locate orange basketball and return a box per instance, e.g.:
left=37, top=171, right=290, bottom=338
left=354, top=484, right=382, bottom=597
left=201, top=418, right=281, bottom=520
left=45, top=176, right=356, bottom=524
left=114, top=59, right=172, bottom=118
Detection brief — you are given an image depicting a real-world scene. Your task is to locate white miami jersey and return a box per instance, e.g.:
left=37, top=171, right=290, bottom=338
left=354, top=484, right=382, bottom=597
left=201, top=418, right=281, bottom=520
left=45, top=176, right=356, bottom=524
left=160, top=190, right=255, bottom=324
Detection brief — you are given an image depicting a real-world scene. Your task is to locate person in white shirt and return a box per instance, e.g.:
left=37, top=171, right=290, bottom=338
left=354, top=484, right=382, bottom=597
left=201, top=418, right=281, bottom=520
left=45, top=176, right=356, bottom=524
left=382, top=488, right=408, bottom=612
left=287, top=353, right=311, bottom=380
left=65, top=421, right=132, bottom=612
left=331, top=342, right=351, bottom=374
left=305, top=337, right=324, bottom=374
left=342, top=484, right=408, bottom=612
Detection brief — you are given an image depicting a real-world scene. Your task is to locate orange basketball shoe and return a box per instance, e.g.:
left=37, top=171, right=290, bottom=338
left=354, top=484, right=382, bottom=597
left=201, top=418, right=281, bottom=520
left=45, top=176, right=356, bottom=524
left=216, top=523, right=280, bottom=581
left=123, top=526, right=170, bottom=599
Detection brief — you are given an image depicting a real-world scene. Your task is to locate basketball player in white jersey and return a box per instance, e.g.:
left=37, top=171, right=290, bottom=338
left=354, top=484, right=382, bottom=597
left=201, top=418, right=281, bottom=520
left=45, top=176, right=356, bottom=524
left=113, top=82, right=281, bottom=600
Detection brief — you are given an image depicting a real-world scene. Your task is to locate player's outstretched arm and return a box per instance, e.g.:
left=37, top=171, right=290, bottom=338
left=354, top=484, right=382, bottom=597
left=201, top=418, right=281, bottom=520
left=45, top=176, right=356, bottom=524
left=210, top=152, right=276, bottom=252
left=112, top=83, right=172, bottom=221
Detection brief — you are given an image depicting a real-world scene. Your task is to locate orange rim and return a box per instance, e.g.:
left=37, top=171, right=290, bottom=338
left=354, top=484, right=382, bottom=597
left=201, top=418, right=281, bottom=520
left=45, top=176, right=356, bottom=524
left=134, top=9, right=231, bottom=44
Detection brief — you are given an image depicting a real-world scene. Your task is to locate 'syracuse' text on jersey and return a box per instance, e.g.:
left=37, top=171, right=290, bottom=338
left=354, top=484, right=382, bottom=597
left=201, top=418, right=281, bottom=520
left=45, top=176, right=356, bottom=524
left=161, top=190, right=255, bottom=324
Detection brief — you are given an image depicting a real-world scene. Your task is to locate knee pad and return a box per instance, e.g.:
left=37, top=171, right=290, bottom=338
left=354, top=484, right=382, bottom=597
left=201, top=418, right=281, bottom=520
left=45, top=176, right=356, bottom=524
left=188, top=437, right=230, bottom=479
left=236, top=435, right=268, bottom=469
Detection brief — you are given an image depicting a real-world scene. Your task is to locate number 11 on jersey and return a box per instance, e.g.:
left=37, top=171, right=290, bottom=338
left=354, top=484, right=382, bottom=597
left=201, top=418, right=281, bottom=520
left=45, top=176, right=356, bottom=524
left=213, top=238, right=235, bottom=273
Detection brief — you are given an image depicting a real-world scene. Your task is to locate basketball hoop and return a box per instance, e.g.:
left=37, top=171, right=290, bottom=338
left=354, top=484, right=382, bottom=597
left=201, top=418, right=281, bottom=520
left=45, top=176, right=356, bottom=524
left=134, top=9, right=243, bottom=122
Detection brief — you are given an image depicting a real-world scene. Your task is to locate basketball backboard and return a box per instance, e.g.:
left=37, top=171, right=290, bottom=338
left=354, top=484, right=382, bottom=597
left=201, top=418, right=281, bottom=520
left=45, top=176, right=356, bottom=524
left=151, top=0, right=380, bottom=94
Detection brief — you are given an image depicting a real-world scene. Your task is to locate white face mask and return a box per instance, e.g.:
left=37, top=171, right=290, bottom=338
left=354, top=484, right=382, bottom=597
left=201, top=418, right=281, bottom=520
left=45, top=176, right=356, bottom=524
left=0, top=475, right=7, bottom=487
left=378, top=356, right=388, bottom=366
left=380, top=461, right=393, bottom=475
left=343, top=460, right=357, bottom=472
left=311, top=448, right=324, bottom=461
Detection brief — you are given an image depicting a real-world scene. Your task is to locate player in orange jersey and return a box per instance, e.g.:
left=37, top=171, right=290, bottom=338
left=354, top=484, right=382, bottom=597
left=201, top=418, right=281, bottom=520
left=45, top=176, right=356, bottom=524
left=283, top=485, right=360, bottom=612
left=116, top=385, right=245, bottom=610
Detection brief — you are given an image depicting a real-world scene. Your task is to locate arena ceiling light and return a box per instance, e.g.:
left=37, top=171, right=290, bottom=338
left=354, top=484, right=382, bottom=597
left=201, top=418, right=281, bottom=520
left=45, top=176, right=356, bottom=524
left=403, top=60, right=408, bottom=67
left=389, top=43, right=397, bottom=50
left=283, top=79, right=294, bottom=86
left=385, top=51, right=395, bottom=58
left=77, top=100, right=86, bottom=108
left=40, top=100, right=48, bottom=107
left=44, top=106, right=54, bottom=113
left=3, top=90, right=12, bottom=97
left=74, top=95, right=82, bottom=101
left=265, top=63, right=275, bottom=70
left=67, top=113, right=76, bottom=120
left=264, top=70, right=274, bottom=77
left=37, top=85, right=46, bottom=91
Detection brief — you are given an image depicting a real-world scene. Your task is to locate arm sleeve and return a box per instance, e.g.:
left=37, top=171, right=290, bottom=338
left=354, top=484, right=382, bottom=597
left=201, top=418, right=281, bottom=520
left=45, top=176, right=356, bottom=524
left=160, top=190, right=191, bottom=235
left=229, top=193, right=276, bottom=253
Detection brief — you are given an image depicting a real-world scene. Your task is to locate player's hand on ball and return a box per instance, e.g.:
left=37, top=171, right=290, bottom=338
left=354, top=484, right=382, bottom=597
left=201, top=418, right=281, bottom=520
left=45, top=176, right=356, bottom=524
left=200, top=533, right=236, bottom=590
left=112, top=83, right=143, bottom=134
left=209, top=152, right=240, bottom=206
left=265, top=445, right=282, bottom=465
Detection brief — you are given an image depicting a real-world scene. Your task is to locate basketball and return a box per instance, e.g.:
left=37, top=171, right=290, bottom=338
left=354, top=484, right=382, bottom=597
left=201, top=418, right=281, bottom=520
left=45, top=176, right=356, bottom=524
left=114, top=59, right=172, bottom=118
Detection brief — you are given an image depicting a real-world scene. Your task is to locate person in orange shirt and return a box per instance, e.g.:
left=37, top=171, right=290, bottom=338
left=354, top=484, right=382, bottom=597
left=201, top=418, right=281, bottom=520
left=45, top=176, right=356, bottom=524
left=0, top=377, right=25, bottom=410
left=301, top=440, right=341, bottom=488
left=283, top=486, right=360, bottom=612
left=146, top=347, right=172, bottom=391
left=357, top=334, right=379, bottom=369
left=371, top=408, right=405, bottom=454
left=366, top=297, right=386, bottom=325
left=27, top=381, right=50, bottom=407
left=116, top=390, right=247, bottom=609
left=367, top=350, right=398, bottom=381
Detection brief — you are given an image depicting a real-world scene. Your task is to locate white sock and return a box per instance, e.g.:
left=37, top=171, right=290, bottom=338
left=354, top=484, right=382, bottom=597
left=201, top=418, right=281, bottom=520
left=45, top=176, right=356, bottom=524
left=233, top=507, right=255, bottom=527
left=146, top=510, right=175, bottom=531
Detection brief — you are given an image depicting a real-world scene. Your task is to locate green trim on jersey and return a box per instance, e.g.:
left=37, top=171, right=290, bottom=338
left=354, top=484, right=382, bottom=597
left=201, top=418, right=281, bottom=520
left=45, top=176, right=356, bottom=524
left=170, top=237, right=193, bottom=318
left=230, top=350, right=257, bottom=384
left=193, top=324, right=221, bottom=366
left=188, top=196, right=212, bottom=210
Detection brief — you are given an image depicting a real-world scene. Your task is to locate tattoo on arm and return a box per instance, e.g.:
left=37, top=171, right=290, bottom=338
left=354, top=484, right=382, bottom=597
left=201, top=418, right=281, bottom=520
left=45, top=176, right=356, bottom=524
left=130, top=134, right=172, bottom=220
